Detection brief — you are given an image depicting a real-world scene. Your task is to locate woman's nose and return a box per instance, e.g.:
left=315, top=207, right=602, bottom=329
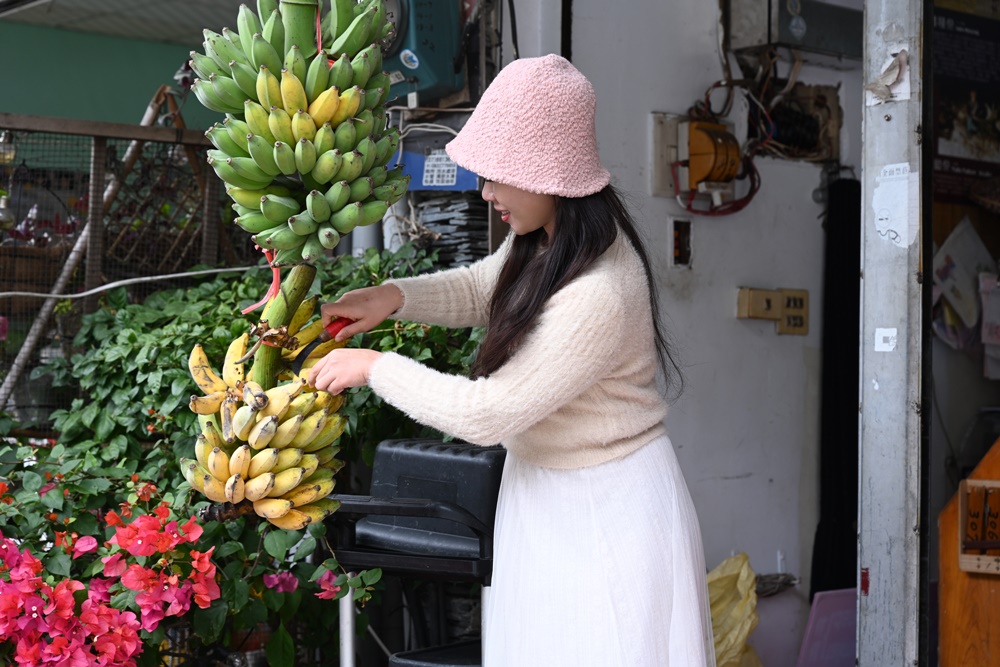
left=481, top=181, right=495, bottom=202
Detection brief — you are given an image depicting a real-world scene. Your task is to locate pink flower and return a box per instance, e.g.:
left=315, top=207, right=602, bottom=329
left=263, top=572, right=299, bottom=593
left=189, top=547, right=216, bottom=574
left=72, top=535, right=98, bottom=559
left=87, top=577, right=115, bottom=604
left=180, top=516, right=203, bottom=543
left=101, top=552, right=127, bottom=578
left=315, top=570, right=342, bottom=600
left=0, top=536, right=21, bottom=568
left=120, top=564, right=157, bottom=592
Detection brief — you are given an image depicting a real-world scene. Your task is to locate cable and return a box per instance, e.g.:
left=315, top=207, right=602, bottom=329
left=0, top=266, right=260, bottom=301
left=507, top=0, right=520, bottom=60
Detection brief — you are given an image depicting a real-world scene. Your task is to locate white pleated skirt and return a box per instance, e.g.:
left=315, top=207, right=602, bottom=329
left=482, top=434, right=716, bottom=667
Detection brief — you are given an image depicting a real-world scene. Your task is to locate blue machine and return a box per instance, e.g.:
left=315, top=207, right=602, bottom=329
left=383, top=0, right=466, bottom=104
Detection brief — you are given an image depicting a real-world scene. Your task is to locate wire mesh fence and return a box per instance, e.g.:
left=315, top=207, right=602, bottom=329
left=0, top=116, right=257, bottom=429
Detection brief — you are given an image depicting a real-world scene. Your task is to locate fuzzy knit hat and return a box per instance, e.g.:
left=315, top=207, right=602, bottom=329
left=445, top=54, right=611, bottom=198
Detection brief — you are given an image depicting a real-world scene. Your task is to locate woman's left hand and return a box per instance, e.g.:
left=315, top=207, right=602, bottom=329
left=307, top=348, right=383, bottom=394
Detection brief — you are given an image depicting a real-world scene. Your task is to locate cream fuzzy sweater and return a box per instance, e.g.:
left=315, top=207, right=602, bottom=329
left=367, top=232, right=668, bottom=469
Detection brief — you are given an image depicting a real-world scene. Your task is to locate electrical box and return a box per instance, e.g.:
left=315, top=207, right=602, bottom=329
left=650, top=112, right=740, bottom=206
left=383, top=0, right=466, bottom=105
left=737, top=287, right=810, bottom=335
left=727, top=0, right=862, bottom=68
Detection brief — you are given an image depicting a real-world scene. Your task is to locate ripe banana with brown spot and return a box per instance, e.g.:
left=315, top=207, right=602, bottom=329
left=202, top=474, right=229, bottom=503
left=248, top=414, right=280, bottom=449
left=253, top=497, right=293, bottom=519
left=207, top=447, right=231, bottom=483
left=267, top=466, right=306, bottom=497
left=288, top=295, right=320, bottom=335
left=223, top=333, right=250, bottom=389
left=302, top=413, right=346, bottom=452
left=220, top=394, right=240, bottom=444
left=232, top=404, right=258, bottom=441
left=190, top=390, right=228, bottom=415
left=229, top=444, right=252, bottom=478
left=244, top=472, right=276, bottom=501
left=264, top=507, right=313, bottom=530
left=271, top=447, right=304, bottom=473
left=189, top=344, right=229, bottom=394
left=242, top=380, right=269, bottom=410
left=281, top=474, right=334, bottom=507
left=225, top=473, right=246, bottom=503
left=288, top=408, right=329, bottom=449
left=248, top=447, right=281, bottom=478
left=258, top=380, right=305, bottom=419
left=283, top=392, right=318, bottom=419
left=269, top=414, right=304, bottom=448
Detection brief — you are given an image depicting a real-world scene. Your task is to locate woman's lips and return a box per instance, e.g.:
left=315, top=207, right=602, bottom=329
left=496, top=208, right=510, bottom=222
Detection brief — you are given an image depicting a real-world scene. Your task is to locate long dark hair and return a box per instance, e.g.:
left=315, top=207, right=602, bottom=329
left=471, top=184, right=682, bottom=398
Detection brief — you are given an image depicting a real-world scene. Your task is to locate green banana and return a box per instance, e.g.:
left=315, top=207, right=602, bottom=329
left=374, top=127, right=399, bottom=167
left=350, top=52, right=373, bottom=89
left=385, top=176, right=410, bottom=204
left=230, top=59, right=260, bottom=98
left=300, top=233, right=327, bottom=264
left=222, top=27, right=248, bottom=62
left=366, top=70, right=391, bottom=96
left=254, top=224, right=309, bottom=250
left=305, top=49, right=331, bottom=102
left=190, top=51, right=227, bottom=79
left=261, top=194, right=302, bottom=223
left=329, top=6, right=376, bottom=59
left=207, top=148, right=232, bottom=164
left=363, top=86, right=383, bottom=111
left=329, top=0, right=355, bottom=42
left=372, top=106, right=388, bottom=135
left=247, top=133, right=282, bottom=176
left=329, top=200, right=362, bottom=233
left=210, top=157, right=271, bottom=190
left=306, top=190, right=332, bottom=221
left=228, top=186, right=272, bottom=209
left=244, top=100, right=277, bottom=144
left=291, top=109, right=317, bottom=142
left=272, top=245, right=305, bottom=267
left=235, top=211, right=279, bottom=233
left=228, top=156, right=274, bottom=185
left=256, top=64, right=282, bottom=109
left=333, top=149, right=365, bottom=183
left=209, top=72, right=250, bottom=108
left=323, top=180, right=351, bottom=212
left=237, top=4, right=263, bottom=57
left=232, top=202, right=258, bottom=217
left=358, top=42, right=382, bottom=76
left=367, top=163, right=388, bottom=187
left=356, top=135, right=377, bottom=173
left=354, top=108, right=374, bottom=141
left=272, top=141, right=298, bottom=175
left=310, top=148, right=343, bottom=184
left=317, top=223, right=341, bottom=249
left=204, top=29, right=250, bottom=69
left=191, top=78, right=242, bottom=114
left=288, top=211, right=319, bottom=235
left=281, top=0, right=320, bottom=59
left=328, top=53, right=353, bottom=91
left=257, top=0, right=279, bottom=20
left=314, top=122, right=336, bottom=155
left=359, top=198, right=390, bottom=226
left=294, top=138, right=318, bottom=174
left=348, top=176, right=373, bottom=202
left=261, top=8, right=285, bottom=55
left=372, top=178, right=403, bottom=201
left=206, top=123, right=250, bottom=158
left=284, top=44, right=307, bottom=84
left=333, top=118, right=357, bottom=153
left=252, top=31, right=284, bottom=74
left=268, top=105, right=296, bottom=145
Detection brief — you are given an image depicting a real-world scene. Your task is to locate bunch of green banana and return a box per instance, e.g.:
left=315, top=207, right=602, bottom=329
left=190, top=0, right=409, bottom=267
left=181, top=323, right=348, bottom=530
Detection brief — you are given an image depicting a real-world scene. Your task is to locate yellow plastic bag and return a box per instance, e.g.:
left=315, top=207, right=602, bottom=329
left=707, top=552, right=763, bottom=667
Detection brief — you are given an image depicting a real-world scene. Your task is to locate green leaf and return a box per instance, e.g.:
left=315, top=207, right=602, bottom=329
left=46, top=551, right=72, bottom=578
left=215, top=540, right=246, bottom=559
left=192, top=601, right=228, bottom=644
left=21, top=470, right=43, bottom=492
left=94, top=410, right=116, bottom=441
left=265, top=623, right=295, bottom=667
left=40, top=488, right=64, bottom=511
left=291, top=534, right=316, bottom=561
left=361, top=568, right=382, bottom=586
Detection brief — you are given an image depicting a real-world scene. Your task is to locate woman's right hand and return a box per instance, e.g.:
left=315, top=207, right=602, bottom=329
left=320, top=283, right=403, bottom=341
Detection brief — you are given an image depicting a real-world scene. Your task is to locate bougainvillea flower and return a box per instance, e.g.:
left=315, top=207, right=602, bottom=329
left=101, top=552, right=127, bottom=578
left=120, top=564, right=158, bottom=592
left=179, top=516, right=203, bottom=543
left=0, top=536, right=20, bottom=568
left=189, top=547, right=216, bottom=575
left=72, top=535, right=98, bottom=559
left=87, top=577, right=114, bottom=604
left=263, top=571, right=299, bottom=593
left=315, top=570, right=342, bottom=600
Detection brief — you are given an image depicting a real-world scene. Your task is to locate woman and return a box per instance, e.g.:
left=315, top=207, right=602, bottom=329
left=309, top=54, right=715, bottom=666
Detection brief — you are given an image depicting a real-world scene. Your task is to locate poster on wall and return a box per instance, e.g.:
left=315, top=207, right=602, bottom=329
left=932, top=7, right=1000, bottom=202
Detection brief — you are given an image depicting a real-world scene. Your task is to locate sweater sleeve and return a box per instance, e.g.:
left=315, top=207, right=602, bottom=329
left=385, top=234, right=513, bottom=328
left=367, top=275, right=625, bottom=446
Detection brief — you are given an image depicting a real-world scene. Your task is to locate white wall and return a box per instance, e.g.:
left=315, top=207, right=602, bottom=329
left=504, top=1, right=863, bottom=664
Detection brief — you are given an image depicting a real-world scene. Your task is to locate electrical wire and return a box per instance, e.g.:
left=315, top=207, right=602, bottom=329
left=0, top=266, right=260, bottom=301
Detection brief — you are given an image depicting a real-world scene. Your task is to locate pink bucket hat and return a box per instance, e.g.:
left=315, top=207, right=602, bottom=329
left=445, top=54, right=611, bottom=198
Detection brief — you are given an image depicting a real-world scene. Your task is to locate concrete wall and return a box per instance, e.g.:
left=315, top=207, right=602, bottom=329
left=0, top=23, right=217, bottom=129
left=506, top=1, right=863, bottom=663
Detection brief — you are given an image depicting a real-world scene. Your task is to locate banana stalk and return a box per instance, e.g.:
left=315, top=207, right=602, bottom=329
left=253, top=263, right=316, bottom=389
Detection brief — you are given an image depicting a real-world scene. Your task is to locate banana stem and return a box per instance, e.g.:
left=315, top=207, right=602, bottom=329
left=253, top=263, right=317, bottom=390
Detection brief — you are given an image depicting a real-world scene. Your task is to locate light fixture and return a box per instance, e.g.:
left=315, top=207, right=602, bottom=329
left=0, top=131, right=16, bottom=165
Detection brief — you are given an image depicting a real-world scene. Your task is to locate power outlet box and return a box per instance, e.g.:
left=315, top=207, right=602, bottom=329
left=737, top=287, right=809, bottom=335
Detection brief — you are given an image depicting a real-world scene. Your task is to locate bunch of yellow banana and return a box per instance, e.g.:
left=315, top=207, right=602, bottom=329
left=181, top=326, right=348, bottom=530
left=190, top=0, right=409, bottom=268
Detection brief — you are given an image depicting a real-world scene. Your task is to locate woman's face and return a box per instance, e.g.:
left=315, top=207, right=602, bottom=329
left=481, top=181, right=557, bottom=237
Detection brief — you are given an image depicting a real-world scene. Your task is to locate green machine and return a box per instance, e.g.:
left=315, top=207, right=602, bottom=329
left=383, top=0, right=466, bottom=104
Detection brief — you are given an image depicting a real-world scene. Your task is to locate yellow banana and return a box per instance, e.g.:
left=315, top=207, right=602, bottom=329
left=281, top=475, right=334, bottom=507
left=269, top=414, right=304, bottom=448
left=242, top=380, right=269, bottom=410
left=280, top=68, right=309, bottom=114
left=308, top=86, right=341, bottom=127
left=189, top=390, right=228, bottom=415
left=194, top=434, right=213, bottom=468
left=298, top=453, right=320, bottom=481
left=256, top=64, right=282, bottom=109
left=267, top=467, right=306, bottom=497
left=293, top=498, right=339, bottom=523
left=288, top=408, right=329, bottom=449
left=188, top=344, right=228, bottom=394
left=225, top=473, right=246, bottom=504
left=222, top=333, right=249, bottom=390
left=313, top=444, right=341, bottom=466
left=265, top=508, right=312, bottom=530
left=284, top=319, right=324, bottom=356
left=219, top=394, right=240, bottom=444
left=180, top=458, right=209, bottom=493
left=268, top=105, right=295, bottom=145
left=312, top=391, right=341, bottom=412
left=302, top=413, right=347, bottom=452
left=253, top=497, right=293, bottom=519
left=247, top=447, right=280, bottom=478
left=321, top=457, right=346, bottom=474
left=291, top=110, right=317, bottom=143
left=288, top=295, right=320, bottom=336
left=229, top=444, right=252, bottom=478
left=247, top=414, right=280, bottom=449
left=330, top=86, right=364, bottom=125
left=258, top=380, right=305, bottom=419
left=302, top=467, right=335, bottom=485
left=202, top=474, right=229, bottom=503
left=305, top=496, right=341, bottom=515
left=244, top=472, right=276, bottom=501
left=272, top=447, right=304, bottom=472
left=207, top=447, right=231, bottom=482
left=283, top=392, right=318, bottom=420
left=232, top=404, right=258, bottom=441
left=201, top=420, right=227, bottom=452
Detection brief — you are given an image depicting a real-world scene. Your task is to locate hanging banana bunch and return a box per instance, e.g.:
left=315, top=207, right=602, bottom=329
left=191, top=0, right=410, bottom=266
left=182, top=301, right=350, bottom=529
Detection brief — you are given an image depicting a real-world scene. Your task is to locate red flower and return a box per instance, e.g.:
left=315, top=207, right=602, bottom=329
left=72, top=535, right=98, bottom=559
left=104, top=510, right=124, bottom=527
left=136, top=482, right=157, bottom=502
left=101, top=553, right=126, bottom=578
left=120, top=564, right=158, bottom=592
left=87, top=577, right=115, bottom=604
left=180, top=516, right=203, bottom=543
left=315, top=570, right=342, bottom=600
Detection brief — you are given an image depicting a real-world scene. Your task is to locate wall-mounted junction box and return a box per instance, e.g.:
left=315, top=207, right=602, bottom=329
left=651, top=112, right=739, bottom=206
left=737, top=287, right=809, bottom=335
